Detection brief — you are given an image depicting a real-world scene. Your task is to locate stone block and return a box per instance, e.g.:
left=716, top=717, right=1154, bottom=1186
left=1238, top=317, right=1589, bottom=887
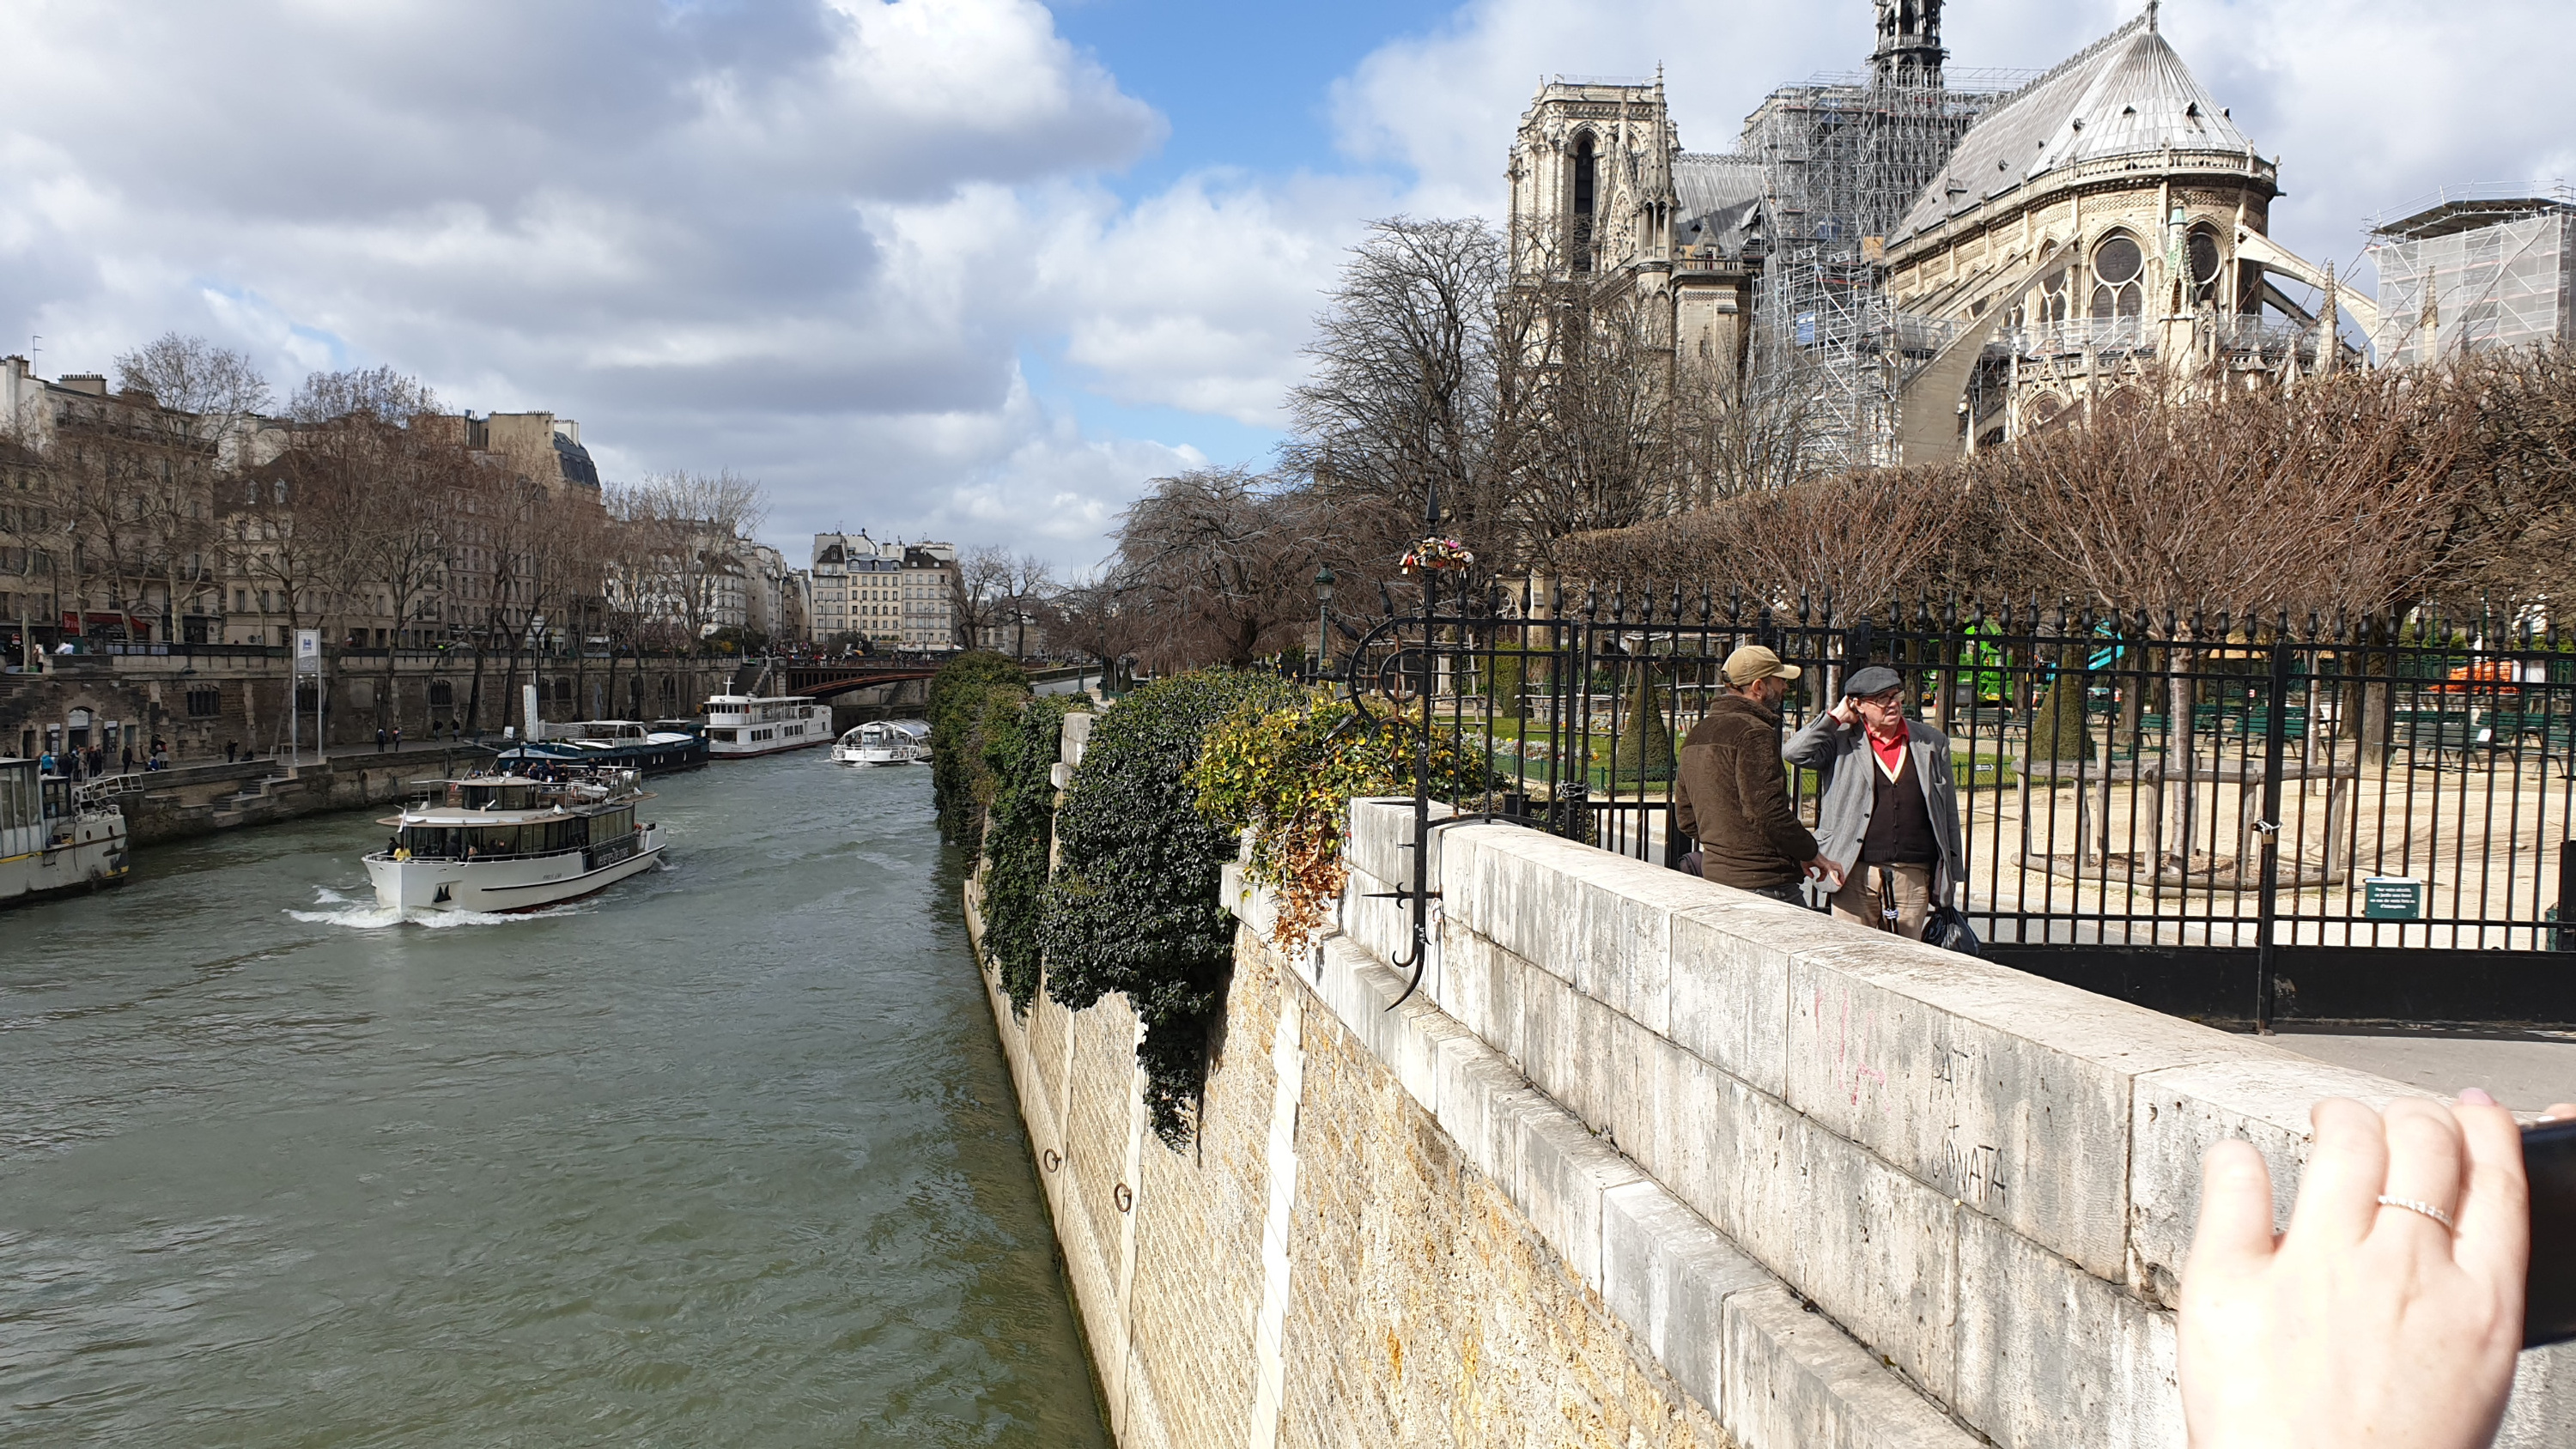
left=2126, top=1053, right=2421, bottom=1306
left=1600, top=1180, right=1772, bottom=1417
left=1443, top=827, right=1589, bottom=986
left=1516, top=963, right=1578, bottom=1101
left=1703, top=1078, right=1962, bottom=1396
left=1719, top=1284, right=1984, bottom=1449
left=1343, top=796, right=1449, bottom=890
left=1338, top=863, right=1412, bottom=970
left=1388, top=991, right=1465, bottom=1115
left=1953, top=1210, right=2183, bottom=1449
left=1429, top=1031, right=1530, bottom=1185
left=1666, top=900, right=1795, bottom=1097
left=1771, top=931, right=2245, bottom=1281
left=1060, top=707, right=1094, bottom=765
left=1516, top=1105, right=1645, bottom=1291
left=2499, top=1340, right=2576, bottom=1447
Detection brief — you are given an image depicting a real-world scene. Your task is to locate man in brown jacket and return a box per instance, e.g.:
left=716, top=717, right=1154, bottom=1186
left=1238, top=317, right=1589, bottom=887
left=1673, top=646, right=1843, bottom=904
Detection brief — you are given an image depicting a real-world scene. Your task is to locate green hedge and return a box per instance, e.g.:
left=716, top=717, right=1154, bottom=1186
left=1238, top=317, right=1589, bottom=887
left=1041, top=670, right=1298, bottom=1146
left=981, top=694, right=1084, bottom=1015
left=928, top=652, right=1029, bottom=852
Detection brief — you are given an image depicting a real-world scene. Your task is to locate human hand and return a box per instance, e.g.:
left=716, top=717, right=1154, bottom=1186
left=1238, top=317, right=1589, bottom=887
left=1828, top=698, right=1860, bottom=726
left=2178, top=1092, right=2528, bottom=1449
left=1803, top=856, right=1844, bottom=890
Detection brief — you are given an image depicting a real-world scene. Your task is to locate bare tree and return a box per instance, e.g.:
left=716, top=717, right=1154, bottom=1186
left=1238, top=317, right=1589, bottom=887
left=1286, top=217, right=1510, bottom=581
left=950, top=543, right=1014, bottom=651
left=1030, top=574, right=1142, bottom=685
left=1109, top=467, right=1327, bottom=668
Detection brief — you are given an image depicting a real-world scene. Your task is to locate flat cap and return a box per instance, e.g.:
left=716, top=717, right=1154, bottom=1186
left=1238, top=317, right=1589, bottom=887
left=1842, top=664, right=1905, bottom=699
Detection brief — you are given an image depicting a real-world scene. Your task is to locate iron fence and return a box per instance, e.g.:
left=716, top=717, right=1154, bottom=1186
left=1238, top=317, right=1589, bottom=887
left=1331, top=580, right=2576, bottom=1022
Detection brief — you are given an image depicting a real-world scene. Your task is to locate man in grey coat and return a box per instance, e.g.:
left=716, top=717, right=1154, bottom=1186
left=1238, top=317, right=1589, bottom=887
left=1782, top=664, right=1965, bottom=940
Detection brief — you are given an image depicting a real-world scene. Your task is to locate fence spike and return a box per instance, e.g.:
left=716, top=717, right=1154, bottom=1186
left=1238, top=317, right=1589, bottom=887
left=1610, top=580, right=1626, bottom=625
left=2052, top=597, right=2069, bottom=634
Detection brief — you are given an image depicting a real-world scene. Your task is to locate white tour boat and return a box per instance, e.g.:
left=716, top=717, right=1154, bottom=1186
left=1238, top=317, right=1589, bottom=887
left=0, top=760, right=130, bottom=908
left=367, top=767, right=663, bottom=913
left=702, top=694, right=833, bottom=760
left=830, top=721, right=927, bottom=767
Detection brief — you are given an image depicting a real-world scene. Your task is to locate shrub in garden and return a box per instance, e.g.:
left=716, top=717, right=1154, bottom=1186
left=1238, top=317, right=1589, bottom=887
left=980, top=694, right=1083, bottom=1014
left=1041, top=670, right=1297, bottom=1147
left=1193, top=691, right=1487, bottom=954
left=1612, top=670, right=1676, bottom=782
left=928, top=652, right=1028, bottom=851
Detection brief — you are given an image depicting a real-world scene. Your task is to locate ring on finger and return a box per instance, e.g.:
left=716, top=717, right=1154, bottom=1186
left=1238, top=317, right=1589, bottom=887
left=2376, top=1194, right=2458, bottom=1232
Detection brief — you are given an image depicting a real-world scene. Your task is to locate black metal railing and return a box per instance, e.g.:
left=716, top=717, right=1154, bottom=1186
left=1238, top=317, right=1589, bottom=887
left=1333, top=583, right=2576, bottom=1020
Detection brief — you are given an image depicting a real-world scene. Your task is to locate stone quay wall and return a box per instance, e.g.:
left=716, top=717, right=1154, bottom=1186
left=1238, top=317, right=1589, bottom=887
left=981, top=718, right=2576, bottom=1446
left=112, top=745, right=495, bottom=846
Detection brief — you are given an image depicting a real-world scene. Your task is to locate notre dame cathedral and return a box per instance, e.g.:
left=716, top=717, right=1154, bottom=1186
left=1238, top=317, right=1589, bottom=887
left=1506, top=1, right=2364, bottom=473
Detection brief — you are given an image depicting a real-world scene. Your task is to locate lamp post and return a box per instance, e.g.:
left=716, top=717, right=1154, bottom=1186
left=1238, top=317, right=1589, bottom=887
left=1312, top=565, right=1336, bottom=682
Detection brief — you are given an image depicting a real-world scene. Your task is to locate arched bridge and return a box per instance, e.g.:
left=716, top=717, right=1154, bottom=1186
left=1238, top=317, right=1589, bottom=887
left=778, top=658, right=945, bottom=700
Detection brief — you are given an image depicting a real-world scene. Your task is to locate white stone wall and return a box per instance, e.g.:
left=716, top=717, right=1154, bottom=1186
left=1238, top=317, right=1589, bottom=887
left=1315, top=796, right=2576, bottom=1449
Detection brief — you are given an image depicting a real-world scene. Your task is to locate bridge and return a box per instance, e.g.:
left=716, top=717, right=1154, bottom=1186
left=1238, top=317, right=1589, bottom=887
left=774, top=657, right=946, bottom=700
left=774, top=658, right=1098, bottom=701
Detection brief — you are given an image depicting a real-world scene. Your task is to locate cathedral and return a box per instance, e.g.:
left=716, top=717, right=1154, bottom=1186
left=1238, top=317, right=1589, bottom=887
left=1506, top=1, right=2362, bottom=470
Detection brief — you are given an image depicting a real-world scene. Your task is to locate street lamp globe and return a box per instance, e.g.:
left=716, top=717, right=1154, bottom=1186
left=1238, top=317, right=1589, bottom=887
left=1313, top=565, right=1336, bottom=605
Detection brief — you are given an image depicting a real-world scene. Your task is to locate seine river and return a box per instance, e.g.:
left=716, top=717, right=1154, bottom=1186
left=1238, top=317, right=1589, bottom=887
left=0, top=756, right=1108, bottom=1446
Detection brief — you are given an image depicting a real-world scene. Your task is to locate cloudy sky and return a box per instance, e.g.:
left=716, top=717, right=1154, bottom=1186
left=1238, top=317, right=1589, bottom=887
left=3, top=0, right=2568, bottom=571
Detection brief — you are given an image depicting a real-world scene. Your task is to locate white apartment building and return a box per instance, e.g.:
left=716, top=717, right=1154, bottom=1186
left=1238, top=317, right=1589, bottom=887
left=812, top=532, right=957, bottom=652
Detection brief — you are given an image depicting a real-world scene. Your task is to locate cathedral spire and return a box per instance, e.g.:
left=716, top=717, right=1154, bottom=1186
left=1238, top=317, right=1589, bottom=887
left=1871, top=0, right=1946, bottom=88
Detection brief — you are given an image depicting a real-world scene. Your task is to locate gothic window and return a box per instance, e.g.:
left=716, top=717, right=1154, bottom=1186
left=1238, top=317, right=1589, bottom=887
left=2016, top=265, right=2072, bottom=330
left=2187, top=226, right=2225, bottom=306
left=2089, top=233, right=2144, bottom=319
left=1571, top=133, right=1598, bottom=274
left=429, top=681, right=454, bottom=707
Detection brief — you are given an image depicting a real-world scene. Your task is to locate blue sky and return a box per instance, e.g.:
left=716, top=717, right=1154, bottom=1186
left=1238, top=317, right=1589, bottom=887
left=3, top=0, right=2570, bottom=572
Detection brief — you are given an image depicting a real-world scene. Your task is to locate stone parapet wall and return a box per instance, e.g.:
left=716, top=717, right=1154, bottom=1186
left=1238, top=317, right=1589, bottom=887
left=1332, top=797, right=2575, bottom=1447
left=975, top=731, right=2574, bottom=1446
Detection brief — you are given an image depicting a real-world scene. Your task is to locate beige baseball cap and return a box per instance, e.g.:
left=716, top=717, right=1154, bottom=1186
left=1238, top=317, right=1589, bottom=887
left=1721, top=645, right=1801, bottom=687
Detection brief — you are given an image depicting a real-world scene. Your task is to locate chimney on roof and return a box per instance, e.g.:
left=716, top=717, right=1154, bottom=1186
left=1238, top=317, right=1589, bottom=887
left=60, top=373, right=107, bottom=397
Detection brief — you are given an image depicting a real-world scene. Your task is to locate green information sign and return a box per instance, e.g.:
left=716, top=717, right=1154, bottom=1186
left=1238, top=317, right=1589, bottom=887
left=2362, top=876, right=2424, bottom=921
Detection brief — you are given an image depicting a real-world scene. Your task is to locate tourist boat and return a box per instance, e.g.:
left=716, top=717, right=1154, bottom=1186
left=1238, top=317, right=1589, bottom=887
left=0, top=760, right=130, bottom=908
left=366, top=767, right=663, bottom=913
left=830, top=722, right=927, bottom=767
left=493, top=719, right=708, bottom=776
left=702, top=694, right=833, bottom=760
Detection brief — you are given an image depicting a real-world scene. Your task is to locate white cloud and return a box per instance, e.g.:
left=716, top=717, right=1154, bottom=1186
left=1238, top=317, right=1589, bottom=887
left=8, top=0, right=2567, bottom=578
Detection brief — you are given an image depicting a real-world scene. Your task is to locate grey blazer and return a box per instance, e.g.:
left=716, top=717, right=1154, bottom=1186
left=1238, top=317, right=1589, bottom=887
left=1781, top=713, right=1966, bottom=906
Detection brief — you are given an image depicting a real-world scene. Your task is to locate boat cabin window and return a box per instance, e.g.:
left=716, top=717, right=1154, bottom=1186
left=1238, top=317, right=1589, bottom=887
left=447, top=781, right=538, bottom=810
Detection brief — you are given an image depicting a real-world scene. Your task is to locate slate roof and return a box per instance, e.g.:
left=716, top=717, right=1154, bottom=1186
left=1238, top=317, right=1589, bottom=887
left=1672, top=153, right=1768, bottom=259
left=1892, top=11, right=2256, bottom=242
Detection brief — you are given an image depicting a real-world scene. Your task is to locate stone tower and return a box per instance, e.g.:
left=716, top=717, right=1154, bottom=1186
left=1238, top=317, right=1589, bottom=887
left=1505, top=75, right=1678, bottom=285
left=1871, top=0, right=1945, bottom=88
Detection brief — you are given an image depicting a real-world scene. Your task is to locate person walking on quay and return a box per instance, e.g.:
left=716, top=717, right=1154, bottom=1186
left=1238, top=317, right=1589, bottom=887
left=1674, top=645, right=1843, bottom=905
left=225, top=740, right=239, bottom=764
left=391, top=724, right=401, bottom=749
left=120, top=742, right=134, bottom=774
left=1783, top=664, right=1965, bottom=942
left=38, top=749, right=56, bottom=777
left=375, top=726, right=387, bottom=750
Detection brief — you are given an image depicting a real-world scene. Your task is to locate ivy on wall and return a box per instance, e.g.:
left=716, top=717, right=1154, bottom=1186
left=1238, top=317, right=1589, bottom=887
left=980, top=694, right=1083, bottom=1015
left=928, top=652, right=1028, bottom=852
left=1041, top=670, right=1297, bottom=1147
left=1192, top=691, right=1486, bottom=954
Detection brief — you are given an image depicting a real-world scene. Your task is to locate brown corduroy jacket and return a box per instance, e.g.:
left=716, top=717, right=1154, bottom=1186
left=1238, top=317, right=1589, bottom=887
left=1673, top=692, right=1820, bottom=889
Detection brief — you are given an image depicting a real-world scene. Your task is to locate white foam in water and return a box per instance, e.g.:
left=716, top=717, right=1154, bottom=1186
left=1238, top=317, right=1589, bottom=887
left=288, top=885, right=582, bottom=930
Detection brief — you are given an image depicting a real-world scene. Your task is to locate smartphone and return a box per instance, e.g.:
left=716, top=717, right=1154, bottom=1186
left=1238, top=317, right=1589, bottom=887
left=2524, top=1119, right=2576, bottom=1347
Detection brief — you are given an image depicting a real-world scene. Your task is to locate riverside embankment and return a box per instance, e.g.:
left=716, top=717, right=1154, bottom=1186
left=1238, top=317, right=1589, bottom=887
left=0, top=759, right=1109, bottom=1446
left=975, top=707, right=2576, bottom=1448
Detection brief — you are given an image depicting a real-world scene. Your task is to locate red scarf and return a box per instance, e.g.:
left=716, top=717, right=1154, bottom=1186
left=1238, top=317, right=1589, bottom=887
left=1868, top=718, right=1909, bottom=779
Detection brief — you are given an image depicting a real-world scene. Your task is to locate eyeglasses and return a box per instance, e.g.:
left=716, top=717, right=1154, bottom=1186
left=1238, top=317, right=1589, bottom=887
left=1855, top=691, right=1905, bottom=708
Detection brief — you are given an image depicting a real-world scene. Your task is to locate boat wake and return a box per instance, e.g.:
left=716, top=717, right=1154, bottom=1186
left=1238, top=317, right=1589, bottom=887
left=288, top=886, right=583, bottom=930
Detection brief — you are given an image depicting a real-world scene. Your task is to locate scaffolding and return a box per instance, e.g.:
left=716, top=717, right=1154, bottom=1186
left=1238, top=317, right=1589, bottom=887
left=2366, top=191, right=2576, bottom=367
left=1742, top=70, right=2023, bottom=470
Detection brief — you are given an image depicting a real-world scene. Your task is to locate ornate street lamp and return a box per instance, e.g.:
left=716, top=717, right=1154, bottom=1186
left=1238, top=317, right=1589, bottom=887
left=1312, top=565, right=1336, bottom=681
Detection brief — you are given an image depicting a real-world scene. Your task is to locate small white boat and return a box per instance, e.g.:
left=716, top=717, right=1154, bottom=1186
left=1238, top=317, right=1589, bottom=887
left=0, top=761, right=130, bottom=909
left=702, top=694, right=833, bottom=760
left=366, top=767, right=663, bottom=913
left=831, top=722, right=927, bottom=767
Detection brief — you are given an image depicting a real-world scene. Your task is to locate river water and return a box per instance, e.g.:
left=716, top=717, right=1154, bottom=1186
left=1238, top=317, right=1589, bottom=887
left=0, top=756, right=1108, bottom=1446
